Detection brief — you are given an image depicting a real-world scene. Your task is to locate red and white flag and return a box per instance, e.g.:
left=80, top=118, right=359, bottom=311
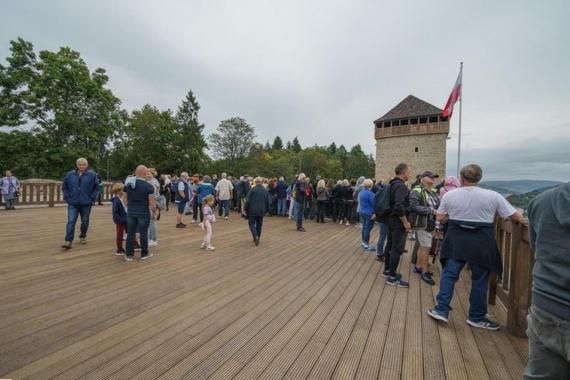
left=442, top=70, right=462, bottom=117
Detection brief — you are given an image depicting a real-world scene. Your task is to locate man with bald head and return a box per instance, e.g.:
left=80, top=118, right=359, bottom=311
left=124, top=165, right=157, bottom=261
left=62, top=158, right=100, bottom=249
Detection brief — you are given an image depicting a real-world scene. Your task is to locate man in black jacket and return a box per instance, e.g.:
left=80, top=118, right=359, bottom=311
left=244, top=177, right=270, bottom=246
left=384, top=163, right=411, bottom=288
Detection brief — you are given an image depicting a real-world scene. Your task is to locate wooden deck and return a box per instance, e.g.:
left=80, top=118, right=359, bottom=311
left=0, top=206, right=528, bottom=379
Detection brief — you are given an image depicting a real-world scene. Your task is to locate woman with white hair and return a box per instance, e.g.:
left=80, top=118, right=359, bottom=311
left=315, top=179, right=329, bottom=223
left=358, top=179, right=376, bottom=250
left=340, top=179, right=354, bottom=226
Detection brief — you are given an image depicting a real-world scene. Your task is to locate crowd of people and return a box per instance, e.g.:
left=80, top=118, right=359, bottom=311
left=2, top=156, right=568, bottom=378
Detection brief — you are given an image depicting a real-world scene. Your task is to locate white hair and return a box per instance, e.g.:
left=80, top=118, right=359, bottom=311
left=76, top=157, right=88, bottom=165
left=363, top=179, right=373, bottom=188
left=343, top=179, right=350, bottom=186
left=180, top=172, right=189, bottom=179
left=222, top=172, right=227, bottom=179
left=298, top=173, right=306, bottom=180
left=279, top=176, right=284, bottom=181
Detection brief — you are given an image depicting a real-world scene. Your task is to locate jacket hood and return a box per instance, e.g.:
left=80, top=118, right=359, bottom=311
left=389, top=177, right=404, bottom=185
left=553, top=182, right=570, bottom=227
left=444, top=176, right=460, bottom=189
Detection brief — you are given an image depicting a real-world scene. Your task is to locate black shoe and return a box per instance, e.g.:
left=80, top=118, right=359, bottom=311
left=176, top=223, right=186, bottom=228
left=62, top=241, right=72, bottom=250
left=386, top=276, right=409, bottom=288
left=421, top=272, right=436, bottom=286
left=376, top=255, right=385, bottom=262
left=297, top=228, right=306, bottom=232
left=466, top=318, right=500, bottom=331
left=254, top=237, right=260, bottom=246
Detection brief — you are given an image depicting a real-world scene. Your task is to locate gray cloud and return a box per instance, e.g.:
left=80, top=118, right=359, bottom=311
left=1, top=0, right=569, bottom=180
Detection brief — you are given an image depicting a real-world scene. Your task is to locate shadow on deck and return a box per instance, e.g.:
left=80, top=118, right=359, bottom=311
left=0, top=206, right=528, bottom=379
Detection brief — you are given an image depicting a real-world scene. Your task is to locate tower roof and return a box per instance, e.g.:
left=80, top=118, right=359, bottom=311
left=374, top=95, right=443, bottom=123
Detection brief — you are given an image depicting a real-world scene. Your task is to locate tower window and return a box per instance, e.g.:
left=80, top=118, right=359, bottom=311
left=400, top=119, right=409, bottom=126
left=392, top=120, right=400, bottom=126
left=419, top=117, right=427, bottom=124
left=410, top=118, right=418, bottom=125
left=383, top=121, right=391, bottom=127
left=429, top=116, right=438, bottom=123
left=415, top=147, right=419, bottom=152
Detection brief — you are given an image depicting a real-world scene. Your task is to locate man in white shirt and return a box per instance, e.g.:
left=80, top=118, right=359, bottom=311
left=215, top=172, right=234, bottom=220
left=427, top=164, right=523, bottom=330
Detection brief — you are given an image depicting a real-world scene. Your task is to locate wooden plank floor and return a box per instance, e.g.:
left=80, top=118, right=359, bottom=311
left=0, top=206, right=528, bottom=379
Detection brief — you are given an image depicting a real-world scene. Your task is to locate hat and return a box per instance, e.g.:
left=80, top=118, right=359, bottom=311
left=420, top=171, right=439, bottom=179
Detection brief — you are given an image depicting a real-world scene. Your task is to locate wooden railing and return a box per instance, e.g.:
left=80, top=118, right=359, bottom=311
left=489, top=219, right=533, bottom=337
left=0, top=182, right=115, bottom=207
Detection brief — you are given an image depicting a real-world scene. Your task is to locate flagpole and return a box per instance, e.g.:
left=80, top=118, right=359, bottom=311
left=456, top=62, right=463, bottom=178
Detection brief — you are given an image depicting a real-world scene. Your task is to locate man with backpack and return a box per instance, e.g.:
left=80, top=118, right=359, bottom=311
left=373, top=179, right=390, bottom=261
left=383, top=163, right=412, bottom=288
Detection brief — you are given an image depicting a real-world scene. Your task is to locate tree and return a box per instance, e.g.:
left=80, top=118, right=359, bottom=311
left=272, top=135, right=283, bottom=150
left=0, top=38, right=123, bottom=177
left=292, top=136, right=301, bottom=153
left=175, top=90, right=207, bottom=173
left=286, top=140, right=292, bottom=150
left=209, top=117, right=256, bottom=172
left=264, top=141, right=271, bottom=151
left=327, top=142, right=337, bottom=155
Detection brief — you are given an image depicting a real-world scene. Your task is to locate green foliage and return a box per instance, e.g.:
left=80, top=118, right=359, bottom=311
left=209, top=117, right=256, bottom=173
left=272, top=135, right=283, bottom=150
left=0, top=37, right=123, bottom=176
left=292, top=136, right=301, bottom=153
left=0, top=38, right=376, bottom=182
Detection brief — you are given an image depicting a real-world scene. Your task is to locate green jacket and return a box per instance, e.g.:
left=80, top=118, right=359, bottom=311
left=408, top=185, right=439, bottom=231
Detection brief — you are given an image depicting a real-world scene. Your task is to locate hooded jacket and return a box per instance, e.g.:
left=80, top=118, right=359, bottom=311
left=528, top=182, right=570, bottom=320
left=388, top=177, right=409, bottom=217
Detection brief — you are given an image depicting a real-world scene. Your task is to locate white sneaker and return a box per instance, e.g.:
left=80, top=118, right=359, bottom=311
left=148, top=240, right=158, bottom=247
left=199, top=223, right=204, bottom=230
left=339, top=220, right=343, bottom=225
left=225, top=216, right=229, bottom=220
left=200, top=244, right=206, bottom=249
left=346, top=221, right=350, bottom=226
left=191, top=219, right=196, bottom=224
left=206, top=246, right=216, bottom=251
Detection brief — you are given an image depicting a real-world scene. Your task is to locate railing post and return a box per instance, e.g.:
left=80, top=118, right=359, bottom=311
left=48, top=183, right=55, bottom=207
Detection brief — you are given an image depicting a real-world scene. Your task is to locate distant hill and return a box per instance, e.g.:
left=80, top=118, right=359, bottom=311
left=480, top=180, right=563, bottom=195
left=507, top=185, right=561, bottom=213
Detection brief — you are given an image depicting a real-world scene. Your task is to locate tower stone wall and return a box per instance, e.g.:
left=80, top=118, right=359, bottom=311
left=375, top=132, right=447, bottom=182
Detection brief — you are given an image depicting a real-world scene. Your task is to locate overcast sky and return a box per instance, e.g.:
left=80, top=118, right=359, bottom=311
left=1, top=0, right=569, bottom=181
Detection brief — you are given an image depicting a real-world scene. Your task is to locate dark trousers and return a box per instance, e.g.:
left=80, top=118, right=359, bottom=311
left=385, top=216, right=407, bottom=276
left=193, top=202, right=204, bottom=222
left=343, top=200, right=353, bottom=222
left=126, top=214, right=150, bottom=256
left=333, top=200, right=342, bottom=221
left=295, top=201, right=305, bottom=229
left=218, top=199, right=230, bottom=217
left=64, top=204, right=92, bottom=242
left=317, top=200, right=326, bottom=222
left=248, top=216, right=264, bottom=239
left=435, top=259, right=489, bottom=321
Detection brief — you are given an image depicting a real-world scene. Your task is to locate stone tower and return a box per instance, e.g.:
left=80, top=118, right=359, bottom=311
left=374, top=95, right=449, bottom=183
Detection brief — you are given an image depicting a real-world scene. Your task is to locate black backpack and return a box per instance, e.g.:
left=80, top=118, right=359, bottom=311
left=374, top=183, right=391, bottom=218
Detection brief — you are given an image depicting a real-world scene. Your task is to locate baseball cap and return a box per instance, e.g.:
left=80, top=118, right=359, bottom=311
left=420, top=171, right=439, bottom=179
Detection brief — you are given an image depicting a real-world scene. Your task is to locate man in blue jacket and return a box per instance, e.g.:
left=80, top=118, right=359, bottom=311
left=61, top=158, right=100, bottom=249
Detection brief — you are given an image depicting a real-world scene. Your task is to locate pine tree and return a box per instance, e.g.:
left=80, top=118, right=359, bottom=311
left=272, top=135, right=284, bottom=150
left=292, top=136, right=301, bottom=153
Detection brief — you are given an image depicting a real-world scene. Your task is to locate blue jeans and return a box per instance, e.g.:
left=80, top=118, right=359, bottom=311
left=220, top=199, right=230, bottom=217
left=277, top=198, right=287, bottom=216
left=126, top=213, right=150, bottom=256
left=376, top=221, right=388, bottom=257
left=435, top=258, right=489, bottom=321
left=65, top=204, right=92, bottom=242
left=361, top=213, right=374, bottom=245
left=248, top=216, right=264, bottom=239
